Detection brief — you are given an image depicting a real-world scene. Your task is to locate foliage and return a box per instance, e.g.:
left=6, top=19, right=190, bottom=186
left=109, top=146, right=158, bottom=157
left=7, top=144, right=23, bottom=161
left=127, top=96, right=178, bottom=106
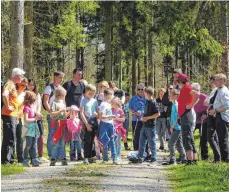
left=1, top=164, right=25, bottom=176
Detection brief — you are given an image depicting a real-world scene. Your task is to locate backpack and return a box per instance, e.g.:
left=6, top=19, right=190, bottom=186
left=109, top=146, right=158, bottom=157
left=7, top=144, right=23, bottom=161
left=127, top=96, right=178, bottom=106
left=42, top=84, right=55, bottom=110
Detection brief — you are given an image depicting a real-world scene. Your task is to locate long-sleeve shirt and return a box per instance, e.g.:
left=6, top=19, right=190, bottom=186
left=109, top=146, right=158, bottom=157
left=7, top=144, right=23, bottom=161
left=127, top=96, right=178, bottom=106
left=194, top=93, right=208, bottom=124
left=170, top=102, right=181, bottom=131
left=129, top=95, right=146, bottom=121
left=213, top=85, right=229, bottom=122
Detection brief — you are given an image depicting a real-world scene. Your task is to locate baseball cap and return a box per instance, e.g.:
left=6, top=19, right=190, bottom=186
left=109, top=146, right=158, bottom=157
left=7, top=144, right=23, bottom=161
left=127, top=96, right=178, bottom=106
left=12, top=68, right=25, bottom=78
left=173, top=68, right=182, bottom=74
left=137, top=83, right=145, bottom=90
left=70, top=105, right=80, bottom=111
left=177, top=73, right=189, bottom=83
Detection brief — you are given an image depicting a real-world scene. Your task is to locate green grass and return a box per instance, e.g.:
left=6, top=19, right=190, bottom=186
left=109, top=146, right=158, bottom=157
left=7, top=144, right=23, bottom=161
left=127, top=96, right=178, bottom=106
left=45, top=163, right=114, bottom=192
left=1, top=164, right=25, bottom=176
left=168, top=132, right=229, bottom=192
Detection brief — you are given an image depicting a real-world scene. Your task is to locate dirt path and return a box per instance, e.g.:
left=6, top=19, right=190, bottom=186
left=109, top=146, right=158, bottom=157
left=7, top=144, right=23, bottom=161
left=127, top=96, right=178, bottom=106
left=1, top=141, right=172, bottom=192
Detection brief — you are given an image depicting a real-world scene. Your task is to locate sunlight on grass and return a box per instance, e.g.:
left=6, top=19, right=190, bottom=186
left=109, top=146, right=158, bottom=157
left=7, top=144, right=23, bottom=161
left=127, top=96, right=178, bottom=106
left=1, top=164, right=25, bottom=176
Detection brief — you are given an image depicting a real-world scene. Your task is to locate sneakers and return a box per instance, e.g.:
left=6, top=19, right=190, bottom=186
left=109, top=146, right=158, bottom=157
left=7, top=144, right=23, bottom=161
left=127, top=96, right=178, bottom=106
left=88, top=158, right=96, bottom=164
left=32, top=159, right=40, bottom=167
left=96, top=154, right=101, bottom=160
left=70, top=157, right=77, bottom=161
left=23, top=160, right=30, bottom=167
left=113, top=161, right=120, bottom=165
left=77, top=155, right=84, bottom=161
left=159, top=146, right=164, bottom=151
left=39, top=157, right=49, bottom=163
left=84, top=158, right=89, bottom=165
left=50, top=158, right=57, bottom=166
left=124, top=143, right=131, bottom=151
left=102, top=161, right=108, bottom=164
left=185, top=160, right=194, bottom=166
left=162, top=161, right=176, bottom=166
left=61, top=158, right=68, bottom=166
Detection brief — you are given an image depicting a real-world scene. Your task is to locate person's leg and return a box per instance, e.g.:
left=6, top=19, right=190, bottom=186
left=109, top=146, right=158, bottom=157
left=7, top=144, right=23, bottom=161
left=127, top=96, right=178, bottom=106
left=115, top=132, right=122, bottom=159
left=215, top=115, right=229, bottom=162
left=70, top=139, right=76, bottom=160
left=168, top=131, right=178, bottom=162
left=146, top=128, right=157, bottom=161
left=107, top=123, right=117, bottom=162
left=175, top=131, right=186, bottom=161
left=133, top=121, right=143, bottom=151
left=194, top=123, right=201, bottom=134
left=37, top=120, right=44, bottom=158
left=124, top=118, right=129, bottom=139
left=200, top=122, right=208, bottom=160
left=30, top=137, right=39, bottom=166
left=138, top=127, right=147, bottom=161
left=23, top=136, right=32, bottom=165
left=132, top=121, right=136, bottom=149
left=59, top=137, right=66, bottom=159
left=207, top=116, right=221, bottom=162
left=156, top=119, right=163, bottom=149
left=84, top=129, right=91, bottom=159
left=47, top=115, right=57, bottom=158
left=16, top=118, right=24, bottom=162
left=161, top=118, right=167, bottom=146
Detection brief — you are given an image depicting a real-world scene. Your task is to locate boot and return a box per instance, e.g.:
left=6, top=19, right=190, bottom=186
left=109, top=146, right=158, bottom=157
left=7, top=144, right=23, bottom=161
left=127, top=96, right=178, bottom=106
left=124, top=142, right=131, bottom=151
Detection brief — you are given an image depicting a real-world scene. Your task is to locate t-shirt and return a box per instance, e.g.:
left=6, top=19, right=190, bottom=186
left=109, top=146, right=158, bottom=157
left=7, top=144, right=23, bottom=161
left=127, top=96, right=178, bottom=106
left=129, top=95, right=146, bottom=121
left=31, top=93, right=42, bottom=114
left=143, top=99, right=159, bottom=127
left=177, top=84, right=193, bottom=117
left=43, top=84, right=58, bottom=107
left=2, top=80, right=19, bottom=117
left=156, top=98, right=167, bottom=118
left=99, top=101, right=113, bottom=124
left=194, top=93, right=208, bottom=124
left=80, top=97, right=98, bottom=118
left=95, top=93, right=104, bottom=106
left=51, top=100, right=66, bottom=120
left=23, top=105, right=35, bottom=119
left=112, top=108, right=125, bottom=128
left=170, top=102, right=181, bottom=131
left=63, top=81, right=85, bottom=107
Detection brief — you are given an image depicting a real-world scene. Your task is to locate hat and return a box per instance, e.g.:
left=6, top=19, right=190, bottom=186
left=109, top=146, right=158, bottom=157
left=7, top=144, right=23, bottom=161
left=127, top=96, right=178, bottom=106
left=70, top=105, right=80, bottom=111
left=178, top=73, right=189, bottom=83
left=144, top=86, right=155, bottom=95
left=137, top=83, right=145, bottom=90
left=12, top=68, right=25, bottom=77
left=173, top=68, right=182, bottom=74
left=169, top=85, right=174, bottom=89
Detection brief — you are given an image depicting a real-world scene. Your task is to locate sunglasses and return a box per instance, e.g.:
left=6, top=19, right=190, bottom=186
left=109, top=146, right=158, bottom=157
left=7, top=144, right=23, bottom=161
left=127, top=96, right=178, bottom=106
left=20, top=84, right=27, bottom=88
left=138, top=89, right=144, bottom=91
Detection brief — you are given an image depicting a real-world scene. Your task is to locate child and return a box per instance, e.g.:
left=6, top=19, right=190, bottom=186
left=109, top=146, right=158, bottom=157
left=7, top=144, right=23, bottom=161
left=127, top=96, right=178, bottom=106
left=67, top=105, right=82, bottom=161
left=135, top=87, right=160, bottom=163
left=95, top=81, right=109, bottom=106
left=163, top=90, right=186, bottom=165
left=123, top=92, right=131, bottom=150
left=50, top=86, right=70, bottom=166
left=23, top=91, right=41, bottom=167
left=80, top=84, right=99, bottom=164
left=98, top=89, right=117, bottom=164
left=111, top=97, right=126, bottom=161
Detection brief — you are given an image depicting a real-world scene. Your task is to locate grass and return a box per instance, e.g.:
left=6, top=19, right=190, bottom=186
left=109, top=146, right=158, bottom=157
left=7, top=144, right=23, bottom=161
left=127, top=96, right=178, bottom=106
left=168, top=132, right=229, bottom=192
left=45, top=163, right=115, bottom=192
left=1, top=164, right=25, bottom=176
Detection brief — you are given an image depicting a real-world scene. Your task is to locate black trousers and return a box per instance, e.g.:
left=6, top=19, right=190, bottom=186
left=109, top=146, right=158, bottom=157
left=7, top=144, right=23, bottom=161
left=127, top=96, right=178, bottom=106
left=207, top=115, right=220, bottom=161
left=196, top=122, right=208, bottom=160
left=83, top=128, right=96, bottom=158
left=16, top=118, right=24, bottom=162
left=1, top=115, right=17, bottom=164
left=215, top=114, right=229, bottom=162
left=132, top=121, right=143, bottom=151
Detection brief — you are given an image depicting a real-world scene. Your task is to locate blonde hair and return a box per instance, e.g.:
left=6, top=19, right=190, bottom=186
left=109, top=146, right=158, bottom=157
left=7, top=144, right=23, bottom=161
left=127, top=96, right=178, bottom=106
left=54, top=86, right=67, bottom=99
left=85, top=84, right=96, bottom=92
left=99, top=81, right=109, bottom=89
left=111, top=97, right=122, bottom=108
left=170, top=89, right=180, bottom=97
left=157, top=88, right=166, bottom=98
left=215, top=73, right=227, bottom=82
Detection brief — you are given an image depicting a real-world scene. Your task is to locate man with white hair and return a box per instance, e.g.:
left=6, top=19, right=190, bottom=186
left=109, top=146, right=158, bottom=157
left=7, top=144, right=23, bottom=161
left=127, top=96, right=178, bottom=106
left=192, top=83, right=208, bottom=160
left=1, top=68, right=25, bottom=164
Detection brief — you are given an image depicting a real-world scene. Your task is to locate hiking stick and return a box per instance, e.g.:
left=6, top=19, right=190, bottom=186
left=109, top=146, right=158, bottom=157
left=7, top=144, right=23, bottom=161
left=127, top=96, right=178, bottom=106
left=198, top=119, right=203, bottom=161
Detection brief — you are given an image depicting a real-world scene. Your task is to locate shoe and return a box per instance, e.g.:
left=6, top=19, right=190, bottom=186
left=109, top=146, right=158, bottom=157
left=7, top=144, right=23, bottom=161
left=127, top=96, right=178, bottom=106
left=61, top=158, right=68, bottom=166
left=127, top=138, right=131, bottom=141
left=84, top=158, right=89, bottom=165
left=185, top=160, right=194, bottom=166
left=133, top=158, right=143, bottom=164
left=96, top=154, right=101, bottom=160
left=177, top=160, right=187, bottom=164
left=159, top=147, right=164, bottom=151
left=77, top=155, right=84, bottom=161
left=102, top=161, right=108, bottom=164
left=23, top=160, right=30, bottom=167
left=162, top=161, right=176, bottom=165
left=113, top=161, right=120, bottom=165
left=32, top=159, right=40, bottom=167
left=125, top=146, right=131, bottom=151
left=70, top=157, right=77, bottom=161
left=193, top=160, right=198, bottom=165
left=88, top=158, right=96, bottom=164
left=213, top=160, right=221, bottom=164
left=50, top=158, right=57, bottom=166
left=39, top=157, right=49, bottom=163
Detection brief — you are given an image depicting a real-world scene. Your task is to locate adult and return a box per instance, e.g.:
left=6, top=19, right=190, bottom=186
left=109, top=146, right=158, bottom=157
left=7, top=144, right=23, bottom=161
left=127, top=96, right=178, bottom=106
left=191, top=83, right=208, bottom=160
left=173, top=69, right=182, bottom=90
left=177, top=73, right=200, bottom=165
left=208, top=73, right=229, bottom=163
left=63, top=68, right=85, bottom=161
left=16, top=78, right=28, bottom=163
left=43, top=71, right=65, bottom=159
left=156, top=88, right=167, bottom=150
left=129, top=83, right=146, bottom=151
left=1, top=68, right=25, bottom=164
left=109, top=81, right=125, bottom=104
left=204, top=76, right=221, bottom=163
left=27, top=78, right=49, bottom=163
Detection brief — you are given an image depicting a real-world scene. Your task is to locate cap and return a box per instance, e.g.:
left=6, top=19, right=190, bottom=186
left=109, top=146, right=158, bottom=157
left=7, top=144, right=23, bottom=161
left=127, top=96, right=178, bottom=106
left=169, top=85, right=174, bottom=89
left=70, top=105, right=80, bottom=111
left=12, top=68, right=25, bottom=77
left=177, top=73, right=189, bottom=83
left=173, top=68, right=182, bottom=74
left=137, top=83, right=145, bottom=90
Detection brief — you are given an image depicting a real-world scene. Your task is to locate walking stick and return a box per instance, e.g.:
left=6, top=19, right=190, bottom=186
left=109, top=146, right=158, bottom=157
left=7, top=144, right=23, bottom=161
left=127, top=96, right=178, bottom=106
left=198, top=119, right=203, bottom=161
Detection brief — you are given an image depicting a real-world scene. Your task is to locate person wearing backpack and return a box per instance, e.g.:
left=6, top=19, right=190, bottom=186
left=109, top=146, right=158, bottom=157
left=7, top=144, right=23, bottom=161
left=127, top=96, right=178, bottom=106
left=1, top=68, right=25, bottom=164
left=63, top=68, right=85, bottom=161
left=43, top=71, right=65, bottom=159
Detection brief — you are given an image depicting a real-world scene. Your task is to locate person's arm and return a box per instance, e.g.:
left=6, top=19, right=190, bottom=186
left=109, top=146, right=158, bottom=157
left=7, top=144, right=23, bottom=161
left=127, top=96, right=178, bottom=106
left=80, top=108, right=92, bottom=131
left=142, top=112, right=160, bottom=122
left=37, top=93, right=42, bottom=114
left=50, top=108, right=65, bottom=117
left=24, top=112, right=39, bottom=123
left=2, top=85, right=14, bottom=111
left=186, top=90, right=200, bottom=109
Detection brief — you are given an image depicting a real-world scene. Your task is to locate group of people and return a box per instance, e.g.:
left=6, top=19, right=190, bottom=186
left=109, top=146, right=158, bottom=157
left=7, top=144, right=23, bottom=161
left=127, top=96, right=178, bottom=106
left=1, top=67, right=229, bottom=167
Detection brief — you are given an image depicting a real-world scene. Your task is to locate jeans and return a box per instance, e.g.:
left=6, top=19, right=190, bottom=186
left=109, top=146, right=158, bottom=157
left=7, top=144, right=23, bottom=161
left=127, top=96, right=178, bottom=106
left=83, top=128, right=96, bottom=158
left=215, top=114, right=229, bottom=162
left=123, top=118, right=129, bottom=138
left=181, top=111, right=197, bottom=152
left=100, top=121, right=117, bottom=162
left=16, top=118, right=24, bottom=162
left=37, top=120, right=44, bottom=157
left=168, top=130, right=186, bottom=162
left=115, top=132, right=122, bottom=159
left=47, top=115, right=60, bottom=158
left=132, top=121, right=143, bottom=151
left=156, top=118, right=167, bottom=148
left=24, top=136, right=37, bottom=160
left=1, top=115, right=17, bottom=163
left=51, top=136, right=66, bottom=159
left=70, top=140, right=81, bottom=158
left=207, top=115, right=220, bottom=161
left=138, top=126, right=157, bottom=161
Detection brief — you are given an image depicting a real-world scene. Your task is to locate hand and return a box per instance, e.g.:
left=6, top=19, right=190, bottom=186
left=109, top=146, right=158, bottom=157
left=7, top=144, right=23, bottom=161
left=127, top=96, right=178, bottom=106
left=208, top=109, right=216, bottom=116
left=60, top=108, right=66, bottom=113
left=35, top=116, right=41, bottom=121
left=142, top=117, right=148, bottom=122
left=109, top=115, right=116, bottom=119
left=35, top=113, right=42, bottom=118
left=186, top=104, right=193, bottom=109
left=201, top=114, right=207, bottom=121
left=7, top=106, right=14, bottom=111
left=170, top=127, right=174, bottom=133
left=135, top=111, right=141, bottom=116
left=86, top=123, right=92, bottom=131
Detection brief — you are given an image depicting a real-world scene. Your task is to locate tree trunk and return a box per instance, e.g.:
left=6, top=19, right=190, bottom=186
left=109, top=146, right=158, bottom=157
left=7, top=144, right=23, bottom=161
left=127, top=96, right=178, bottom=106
left=175, top=44, right=179, bottom=68
left=24, top=1, right=33, bottom=75
left=144, top=25, right=148, bottom=86
left=181, top=46, right=187, bottom=74
left=132, top=2, right=137, bottom=95
left=104, top=2, right=112, bottom=81
left=10, top=0, right=24, bottom=73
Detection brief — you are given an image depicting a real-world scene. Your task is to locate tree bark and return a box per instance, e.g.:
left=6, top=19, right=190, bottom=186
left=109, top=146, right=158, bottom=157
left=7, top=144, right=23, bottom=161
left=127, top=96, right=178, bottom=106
left=10, top=0, right=24, bottom=73
left=132, top=2, right=137, bottom=95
